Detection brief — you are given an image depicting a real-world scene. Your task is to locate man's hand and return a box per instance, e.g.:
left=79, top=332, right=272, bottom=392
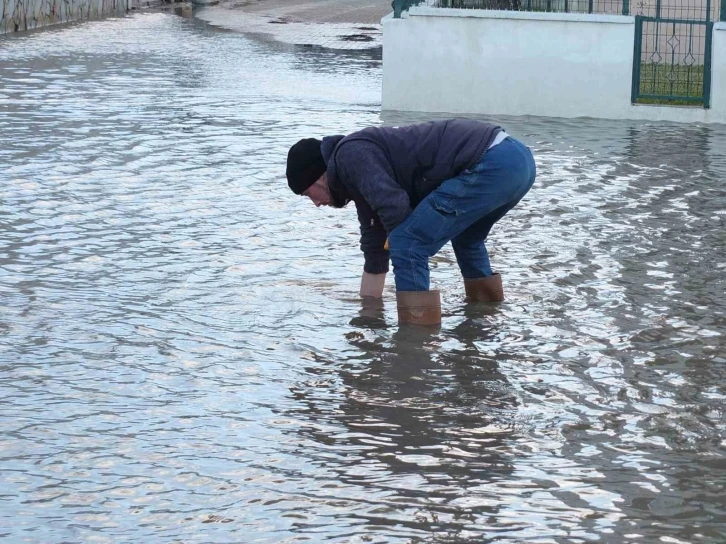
left=360, top=271, right=386, bottom=298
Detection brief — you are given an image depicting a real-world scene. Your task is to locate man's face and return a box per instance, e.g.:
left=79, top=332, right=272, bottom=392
left=303, top=175, right=333, bottom=207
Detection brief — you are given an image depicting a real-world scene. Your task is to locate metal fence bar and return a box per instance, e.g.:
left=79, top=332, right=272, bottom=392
left=394, top=0, right=403, bottom=18
left=623, top=0, right=629, bottom=15
left=588, top=0, right=593, bottom=13
left=640, top=16, right=712, bottom=23
left=668, top=21, right=676, bottom=98
left=686, top=23, right=694, bottom=94
left=704, top=22, right=713, bottom=107
left=637, top=94, right=706, bottom=100
left=632, top=16, right=643, bottom=103
left=651, top=21, right=660, bottom=98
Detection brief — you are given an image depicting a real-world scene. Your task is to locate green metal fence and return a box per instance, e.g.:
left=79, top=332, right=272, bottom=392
left=393, top=0, right=723, bottom=18
left=393, top=0, right=633, bottom=16
left=631, top=0, right=717, bottom=106
left=436, top=0, right=630, bottom=13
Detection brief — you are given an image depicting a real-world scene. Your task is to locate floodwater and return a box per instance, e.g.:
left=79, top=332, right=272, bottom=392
left=1, top=11, right=725, bottom=544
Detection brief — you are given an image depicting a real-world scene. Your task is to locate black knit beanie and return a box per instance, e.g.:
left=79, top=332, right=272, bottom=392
left=286, top=138, right=326, bottom=195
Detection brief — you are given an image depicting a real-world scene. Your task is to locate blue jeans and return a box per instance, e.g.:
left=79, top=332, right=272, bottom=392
left=388, top=137, right=536, bottom=292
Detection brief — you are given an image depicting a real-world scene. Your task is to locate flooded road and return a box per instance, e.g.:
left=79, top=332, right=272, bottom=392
left=1, top=11, right=725, bottom=543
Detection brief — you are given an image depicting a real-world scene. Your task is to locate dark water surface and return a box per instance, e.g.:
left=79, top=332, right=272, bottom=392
left=1, top=12, right=725, bottom=544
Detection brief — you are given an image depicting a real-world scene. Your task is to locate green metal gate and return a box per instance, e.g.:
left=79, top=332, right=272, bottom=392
left=631, top=0, right=720, bottom=106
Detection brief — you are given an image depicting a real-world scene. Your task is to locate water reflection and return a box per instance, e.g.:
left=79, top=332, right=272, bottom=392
left=282, top=301, right=518, bottom=540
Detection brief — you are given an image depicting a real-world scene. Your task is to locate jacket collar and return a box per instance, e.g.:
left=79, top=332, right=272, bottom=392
left=321, top=135, right=350, bottom=208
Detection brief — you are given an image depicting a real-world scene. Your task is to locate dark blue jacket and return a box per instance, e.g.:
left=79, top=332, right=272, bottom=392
left=320, top=119, right=501, bottom=274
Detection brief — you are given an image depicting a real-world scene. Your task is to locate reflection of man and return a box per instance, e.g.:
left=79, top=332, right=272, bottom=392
left=285, top=119, right=536, bottom=325
left=278, top=306, right=518, bottom=537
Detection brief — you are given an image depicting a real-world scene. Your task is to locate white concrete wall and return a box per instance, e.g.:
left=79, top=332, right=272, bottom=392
left=382, top=9, right=726, bottom=124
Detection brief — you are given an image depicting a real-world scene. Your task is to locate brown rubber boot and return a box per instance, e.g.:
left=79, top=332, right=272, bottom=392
left=396, top=290, right=441, bottom=325
left=464, top=273, right=504, bottom=302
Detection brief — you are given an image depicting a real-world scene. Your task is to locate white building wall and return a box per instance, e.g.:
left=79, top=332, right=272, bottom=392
left=382, top=9, right=726, bottom=124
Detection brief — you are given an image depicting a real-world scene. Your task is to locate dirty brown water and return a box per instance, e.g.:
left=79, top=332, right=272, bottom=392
left=1, top=11, right=725, bottom=544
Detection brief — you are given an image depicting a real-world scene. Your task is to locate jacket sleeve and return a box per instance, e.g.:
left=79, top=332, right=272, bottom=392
left=354, top=199, right=390, bottom=274
left=335, top=141, right=412, bottom=234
